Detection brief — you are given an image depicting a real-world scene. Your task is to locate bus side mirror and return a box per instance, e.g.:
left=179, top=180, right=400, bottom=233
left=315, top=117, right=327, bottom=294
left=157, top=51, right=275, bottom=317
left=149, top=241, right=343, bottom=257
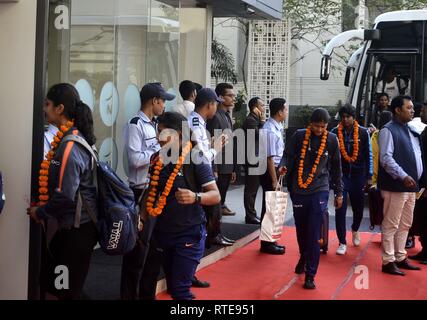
left=320, top=56, right=331, bottom=80
left=344, top=67, right=352, bottom=87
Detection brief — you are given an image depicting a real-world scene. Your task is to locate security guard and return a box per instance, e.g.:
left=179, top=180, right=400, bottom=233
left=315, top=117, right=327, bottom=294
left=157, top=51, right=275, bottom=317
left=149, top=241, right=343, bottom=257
left=188, top=88, right=231, bottom=247
left=121, top=82, right=175, bottom=300
left=259, top=98, right=288, bottom=255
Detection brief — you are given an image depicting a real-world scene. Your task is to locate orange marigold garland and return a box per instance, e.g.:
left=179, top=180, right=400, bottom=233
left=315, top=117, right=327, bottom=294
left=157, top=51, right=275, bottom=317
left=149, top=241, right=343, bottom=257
left=38, top=121, right=74, bottom=205
left=146, top=142, right=193, bottom=217
left=337, top=120, right=359, bottom=163
left=297, top=126, right=328, bottom=189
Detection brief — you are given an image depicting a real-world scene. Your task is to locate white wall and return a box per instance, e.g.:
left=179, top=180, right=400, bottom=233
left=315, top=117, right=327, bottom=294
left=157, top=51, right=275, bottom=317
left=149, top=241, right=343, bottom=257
left=0, top=0, right=37, bottom=299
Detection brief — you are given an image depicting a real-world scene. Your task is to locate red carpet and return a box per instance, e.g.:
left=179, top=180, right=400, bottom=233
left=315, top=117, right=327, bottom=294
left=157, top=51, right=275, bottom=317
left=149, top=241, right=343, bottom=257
left=157, top=227, right=427, bottom=300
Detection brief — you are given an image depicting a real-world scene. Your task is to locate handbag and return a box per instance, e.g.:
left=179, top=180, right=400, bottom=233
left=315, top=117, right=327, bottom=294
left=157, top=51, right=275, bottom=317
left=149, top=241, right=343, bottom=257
left=259, top=176, right=288, bottom=242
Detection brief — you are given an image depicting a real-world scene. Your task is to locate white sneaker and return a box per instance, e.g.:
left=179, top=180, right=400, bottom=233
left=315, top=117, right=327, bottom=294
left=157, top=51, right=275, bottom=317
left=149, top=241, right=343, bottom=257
left=336, top=244, right=347, bottom=255
left=352, top=231, right=361, bottom=247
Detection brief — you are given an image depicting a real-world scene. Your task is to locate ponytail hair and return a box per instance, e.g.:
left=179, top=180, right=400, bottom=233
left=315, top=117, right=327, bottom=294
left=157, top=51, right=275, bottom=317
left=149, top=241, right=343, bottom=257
left=47, top=83, right=96, bottom=145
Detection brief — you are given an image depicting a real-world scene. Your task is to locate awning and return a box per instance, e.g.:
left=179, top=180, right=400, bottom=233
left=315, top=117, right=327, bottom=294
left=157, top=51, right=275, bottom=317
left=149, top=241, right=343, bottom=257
left=160, top=0, right=283, bottom=20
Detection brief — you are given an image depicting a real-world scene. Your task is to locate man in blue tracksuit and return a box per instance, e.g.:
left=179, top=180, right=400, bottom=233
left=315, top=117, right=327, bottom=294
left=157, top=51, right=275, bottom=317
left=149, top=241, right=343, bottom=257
left=331, top=104, right=373, bottom=255
left=283, top=108, right=343, bottom=289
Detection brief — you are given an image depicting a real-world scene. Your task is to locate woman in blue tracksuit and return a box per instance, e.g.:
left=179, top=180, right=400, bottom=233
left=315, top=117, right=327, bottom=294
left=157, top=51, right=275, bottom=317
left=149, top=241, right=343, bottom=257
left=150, top=112, right=220, bottom=300
left=27, top=83, right=98, bottom=300
left=331, top=104, right=373, bottom=255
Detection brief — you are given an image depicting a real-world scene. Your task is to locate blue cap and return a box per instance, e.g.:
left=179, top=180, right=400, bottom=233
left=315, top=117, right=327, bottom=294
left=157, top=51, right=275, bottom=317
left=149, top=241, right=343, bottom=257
left=140, top=82, right=175, bottom=101
left=195, top=88, right=224, bottom=106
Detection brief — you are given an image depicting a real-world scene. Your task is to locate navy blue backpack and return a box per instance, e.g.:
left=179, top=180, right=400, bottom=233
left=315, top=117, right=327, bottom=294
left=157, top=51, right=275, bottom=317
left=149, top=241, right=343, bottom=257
left=63, top=135, right=138, bottom=256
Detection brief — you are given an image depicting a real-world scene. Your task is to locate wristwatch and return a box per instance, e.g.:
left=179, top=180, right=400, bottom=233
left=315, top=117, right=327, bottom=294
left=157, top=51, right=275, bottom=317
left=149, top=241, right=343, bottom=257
left=195, top=192, right=202, bottom=204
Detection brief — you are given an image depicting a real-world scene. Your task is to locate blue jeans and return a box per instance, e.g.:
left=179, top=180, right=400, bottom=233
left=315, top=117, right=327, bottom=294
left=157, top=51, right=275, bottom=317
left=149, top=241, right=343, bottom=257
left=157, top=224, right=206, bottom=300
left=335, top=174, right=366, bottom=245
left=291, top=191, right=329, bottom=277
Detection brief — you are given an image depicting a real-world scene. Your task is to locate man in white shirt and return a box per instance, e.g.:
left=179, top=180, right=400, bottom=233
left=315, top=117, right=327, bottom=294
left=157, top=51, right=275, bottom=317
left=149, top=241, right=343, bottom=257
left=172, top=80, right=197, bottom=118
left=188, top=88, right=231, bottom=247
left=376, top=66, right=410, bottom=100
left=44, top=123, right=59, bottom=159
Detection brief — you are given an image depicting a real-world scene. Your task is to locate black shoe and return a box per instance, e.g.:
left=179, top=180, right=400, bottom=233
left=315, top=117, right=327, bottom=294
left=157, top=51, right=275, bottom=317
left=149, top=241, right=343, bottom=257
left=396, top=258, right=421, bottom=270
left=382, top=262, right=406, bottom=276
left=273, top=242, right=286, bottom=251
left=192, top=276, right=210, bottom=288
left=409, top=251, right=427, bottom=261
left=245, top=216, right=261, bottom=225
left=221, top=206, right=236, bottom=216
left=405, top=238, right=415, bottom=249
left=303, top=275, right=316, bottom=289
left=210, top=235, right=233, bottom=246
left=295, top=257, right=305, bottom=274
left=221, top=234, right=235, bottom=244
left=260, top=242, right=285, bottom=255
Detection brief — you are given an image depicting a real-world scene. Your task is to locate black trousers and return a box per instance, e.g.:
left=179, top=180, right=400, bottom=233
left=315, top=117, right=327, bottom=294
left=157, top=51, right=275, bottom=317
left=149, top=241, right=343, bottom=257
left=217, top=173, right=232, bottom=207
left=120, top=188, right=163, bottom=300
left=41, top=221, right=98, bottom=300
left=204, top=204, right=222, bottom=241
left=244, top=166, right=260, bottom=220
left=260, top=170, right=276, bottom=223
left=411, top=197, right=427, bottom=255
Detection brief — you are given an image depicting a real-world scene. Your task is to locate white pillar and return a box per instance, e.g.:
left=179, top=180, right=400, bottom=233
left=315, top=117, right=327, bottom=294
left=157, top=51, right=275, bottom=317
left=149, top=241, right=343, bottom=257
left=0, top=0, right=37, bottom=299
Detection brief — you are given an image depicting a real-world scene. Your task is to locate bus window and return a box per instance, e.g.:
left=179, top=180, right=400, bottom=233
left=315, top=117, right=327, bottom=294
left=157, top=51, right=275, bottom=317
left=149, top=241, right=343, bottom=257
left=357, top=54, right=378, bottom=126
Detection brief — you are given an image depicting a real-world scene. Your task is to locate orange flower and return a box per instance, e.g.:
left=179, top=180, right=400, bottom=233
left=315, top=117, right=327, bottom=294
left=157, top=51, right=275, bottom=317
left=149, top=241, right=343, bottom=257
left=337, top=120, right=359, bottom=163
left=39, top=195, right=49, bottom=201
left=39, top=187, right=48, bottom=194
left=297, top=127, right=328, bottom=189
left=39, top=181, right=48, bottom=187
left=146, top=141, right=193, bottom=217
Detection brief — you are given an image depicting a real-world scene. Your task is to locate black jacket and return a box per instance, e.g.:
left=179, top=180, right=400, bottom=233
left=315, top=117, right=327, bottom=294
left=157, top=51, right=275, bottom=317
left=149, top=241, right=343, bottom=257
left=36, top=128, right=98, bottom=229
left=330, top=125, right=373, bottom=179
left=242, top=112, right=265, bottom=167
left=284, top=129, right=343, bottom=196
left=206, top=108, right=235, bottom=174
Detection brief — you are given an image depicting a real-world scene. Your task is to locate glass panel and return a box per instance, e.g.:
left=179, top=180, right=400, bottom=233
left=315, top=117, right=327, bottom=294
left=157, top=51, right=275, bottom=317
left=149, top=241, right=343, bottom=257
left=46, top=0, right=180, bottom=180
left=70, top=0, right=117, bottom=172
left=147, top=0, right=180, bottom=111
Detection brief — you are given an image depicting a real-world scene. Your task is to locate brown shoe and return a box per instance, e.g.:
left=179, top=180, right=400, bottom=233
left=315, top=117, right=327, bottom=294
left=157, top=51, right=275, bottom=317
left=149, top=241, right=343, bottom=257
left=221, top=206, right=236, bottom=216
left=396, top=258, right=421, bottom=270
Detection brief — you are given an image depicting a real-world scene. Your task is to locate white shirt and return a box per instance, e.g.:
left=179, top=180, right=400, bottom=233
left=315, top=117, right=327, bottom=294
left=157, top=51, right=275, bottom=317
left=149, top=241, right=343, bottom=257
left=44, top=124, right=59, bottom=159
left=379, top=126, right=423, bottom=181
left=124, top=111, right=160, bottom=189
left=172, top=100, right=195, bottom=118
left=376, top=77, right=410, bottom=100
left=263, top=118, right=284, bottom=167
left=408, top=117, right=427, bottom=135
left=188, top=111, right=217, bottom=164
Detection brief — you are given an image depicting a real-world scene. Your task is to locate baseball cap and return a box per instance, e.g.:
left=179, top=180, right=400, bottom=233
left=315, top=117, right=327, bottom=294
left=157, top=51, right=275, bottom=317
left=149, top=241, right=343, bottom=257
left=195, top=88, right=224, bottom=106
left=140, top=82, right=175, bottom=101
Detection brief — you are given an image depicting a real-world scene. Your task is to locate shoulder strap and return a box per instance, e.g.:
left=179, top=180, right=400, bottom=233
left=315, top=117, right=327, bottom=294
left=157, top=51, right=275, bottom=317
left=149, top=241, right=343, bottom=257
left=62, top=134, right=99, bottom=162
left=61, top=135, right=99, bottom=228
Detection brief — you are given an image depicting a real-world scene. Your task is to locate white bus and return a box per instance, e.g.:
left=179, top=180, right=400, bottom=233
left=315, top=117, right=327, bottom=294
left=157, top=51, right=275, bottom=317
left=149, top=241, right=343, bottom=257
left=321, top=9, right=427, bottom=126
